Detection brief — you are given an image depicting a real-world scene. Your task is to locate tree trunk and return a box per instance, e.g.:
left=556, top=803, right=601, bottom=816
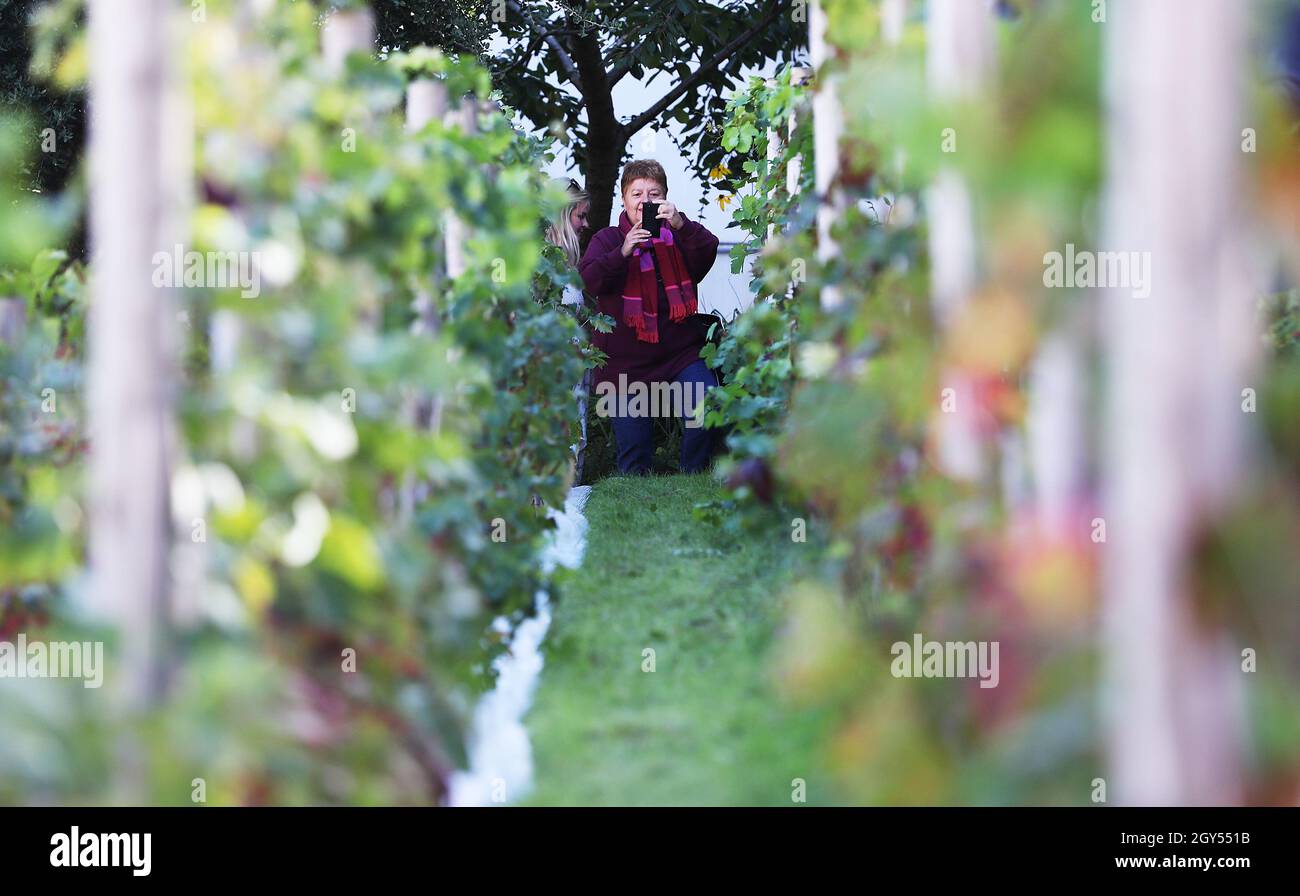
left=582, top=127, right=624, bottom=246
left=570, top=26, right=624, bottom=243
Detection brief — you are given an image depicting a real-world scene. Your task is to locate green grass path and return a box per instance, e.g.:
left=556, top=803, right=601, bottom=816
left=524, top=474, right=835, bottom=806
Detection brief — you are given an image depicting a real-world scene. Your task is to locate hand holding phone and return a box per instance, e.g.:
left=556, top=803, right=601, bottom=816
left=641, top=201, right=661, bottom=238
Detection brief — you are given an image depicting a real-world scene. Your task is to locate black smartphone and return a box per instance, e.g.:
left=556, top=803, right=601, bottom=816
left=641, top=201, right=661, bottom=238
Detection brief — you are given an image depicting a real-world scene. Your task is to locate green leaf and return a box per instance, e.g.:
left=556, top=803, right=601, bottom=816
left=318, top=514, right=385, bottom=592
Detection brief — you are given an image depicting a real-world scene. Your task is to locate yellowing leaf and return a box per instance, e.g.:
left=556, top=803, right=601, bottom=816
left=234, top=558, right=275, bottom=615
left=770, top=581, right=864, bottom=703
left=54, top=38, right=88, bottom=90
left=945, top=287, right=1036, bottom=374
left=318, top=514, right=384, bottom=591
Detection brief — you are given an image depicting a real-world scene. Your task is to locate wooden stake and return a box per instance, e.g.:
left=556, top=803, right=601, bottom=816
left=87, top=0, right=179, bottom=718
left=321, top=8, right=375, bottom=74
left=809, top=1, right=845, bottom=310
left=1100, top=0, right=1255, bottom=806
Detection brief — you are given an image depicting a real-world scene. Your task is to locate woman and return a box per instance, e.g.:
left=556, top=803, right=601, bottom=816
left=545, top=177, right=591, bottom=296
left=579, top=159, right=722, bottom=475
left=543, top=178, right=593, bottom=479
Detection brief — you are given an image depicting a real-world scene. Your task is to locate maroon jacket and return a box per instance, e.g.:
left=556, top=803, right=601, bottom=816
left=579, top=208, right=721, bottom=386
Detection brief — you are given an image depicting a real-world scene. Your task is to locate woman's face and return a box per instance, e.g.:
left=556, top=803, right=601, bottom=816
left=622, top=177, right=666, bottom=228
left=569, top=200, right=590, bottom=235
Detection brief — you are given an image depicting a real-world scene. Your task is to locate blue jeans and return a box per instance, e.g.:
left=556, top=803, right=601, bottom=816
left=610, top=359, right=718, bottom=475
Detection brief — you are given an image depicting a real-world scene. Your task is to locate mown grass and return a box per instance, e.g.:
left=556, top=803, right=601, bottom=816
left=523, top=473, right=838, bottom=806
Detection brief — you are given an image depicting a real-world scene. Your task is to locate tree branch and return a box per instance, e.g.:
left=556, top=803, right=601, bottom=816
left=506, top=0, right=581, bottom=84
left=494, top=32, right=550, bottom=76
left=603, top=17, right=664, bottom=86
left=619, top=0, right=785, bottom=139
left=606, top=1, right=738, bottom=88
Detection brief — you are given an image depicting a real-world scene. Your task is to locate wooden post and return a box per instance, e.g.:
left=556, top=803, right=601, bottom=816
left=406, top=78, right=449, bottom=135
left=1100, top=0, right=1255, bottom=806
left=925, top=0, right=995, bottom=483
left=442, top=96, right=478, bottom=280
left=478, top=98, right=502, bottom=183
left=881, top=0, right=908, bottom=45
left=321, top=7, right=374, bottom=74
left=765, top=77, right=780, bottom=243
left=773, top=67, right=813, bottom=303
left=406, top=77, right=448, bottom=341
left=787, top=67, right=811, bottom=200
left=925, top=0, right=994, bottom=328
left=395, top=76, right=451, bottom=522
left=809, top=1, right=845, bottom=310
left=1026, top=325, right=1086, bottom=534
left=87, top=0, right=178, bottom=716
left=870, top=1, right=907, bottom=226
left=0, top=298, right=24, bottom=346
left=321, top=7, right=378, bottom=329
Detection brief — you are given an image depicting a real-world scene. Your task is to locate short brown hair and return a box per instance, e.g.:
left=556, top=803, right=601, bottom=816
left=620, top=159, right=668, bottom=198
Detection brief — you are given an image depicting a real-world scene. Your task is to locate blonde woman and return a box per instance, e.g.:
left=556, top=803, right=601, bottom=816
left=545, top=178, right=592, bottom=307
left=544, top=178, right=594, bottom=478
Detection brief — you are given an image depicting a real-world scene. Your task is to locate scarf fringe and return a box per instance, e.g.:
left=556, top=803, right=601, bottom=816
left=665, top=284, right=697, bottom=322
left=637, top=312, right=660, bottom=343
left=623, top=229, right=696, bottom=344
left=623, top=294, right=644, bottom=330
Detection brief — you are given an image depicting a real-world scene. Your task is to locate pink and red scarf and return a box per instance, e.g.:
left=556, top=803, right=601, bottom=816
left=618, top=210, right=697, bottom=344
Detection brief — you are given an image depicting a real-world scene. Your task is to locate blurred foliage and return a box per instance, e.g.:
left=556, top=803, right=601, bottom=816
left=12, top=0, right=809, bottom=230
left=695, top=66, right=815, bottom=523
left=0, top=122, right=82, bottom=606
left=0, top=0, right=86, bottom=196
left=703, top=0, right=1300, bottom=805
left=0, top=118, right=68, bottom=266
left=0, top=0, right=598, bottom=805
left=2, top=0, right=1298, bottom=808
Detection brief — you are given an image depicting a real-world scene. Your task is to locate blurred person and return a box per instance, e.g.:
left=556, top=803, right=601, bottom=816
left=545, top=177, right=592, bottom=293
left=544, top=177, right=594, bottom=480
left=578, top=159, right=721, bottom=475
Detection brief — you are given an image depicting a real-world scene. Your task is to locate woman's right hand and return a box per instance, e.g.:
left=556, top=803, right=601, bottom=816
left=621, top=227, right=650, bottom=257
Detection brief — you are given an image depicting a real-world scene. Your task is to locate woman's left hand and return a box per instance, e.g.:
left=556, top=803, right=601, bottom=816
left=657, top=201, right=685, bottom=230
